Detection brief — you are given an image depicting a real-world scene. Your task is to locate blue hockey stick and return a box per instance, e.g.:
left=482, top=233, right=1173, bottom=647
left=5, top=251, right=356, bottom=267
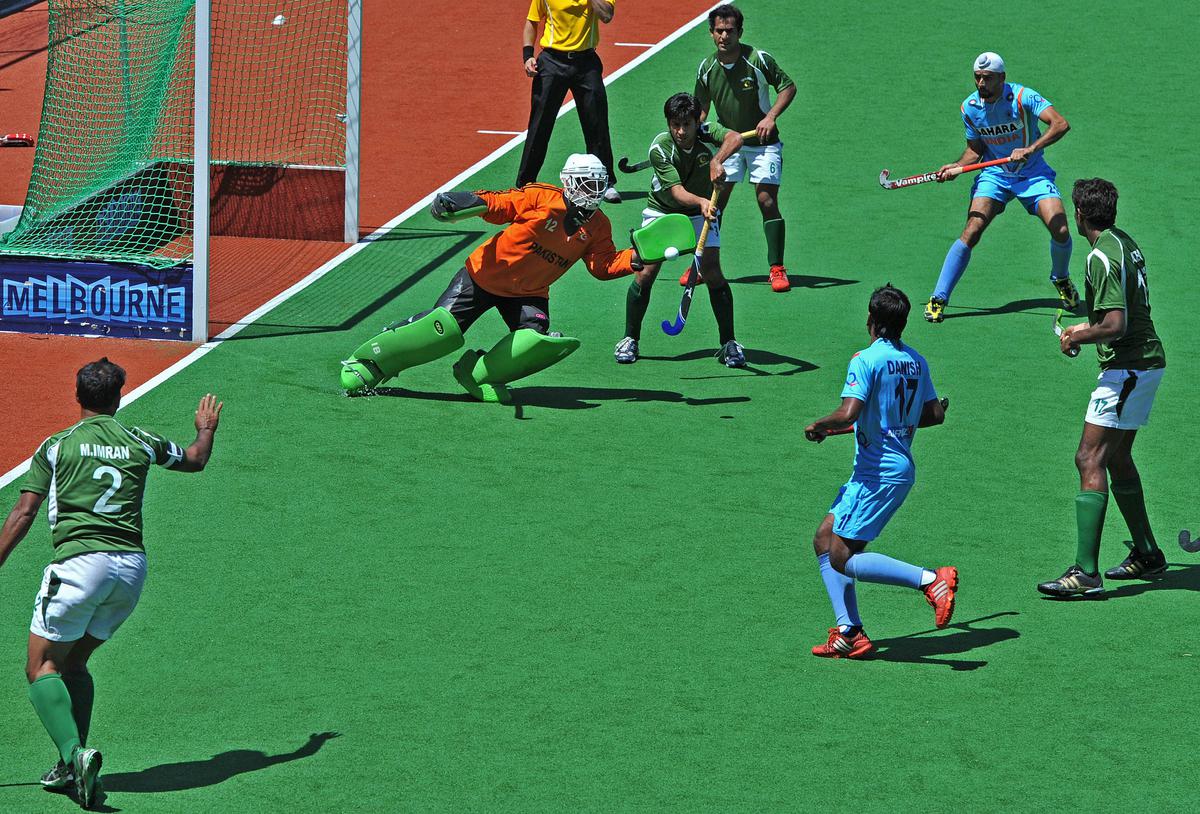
left=662, top=187, right=720, bottom=337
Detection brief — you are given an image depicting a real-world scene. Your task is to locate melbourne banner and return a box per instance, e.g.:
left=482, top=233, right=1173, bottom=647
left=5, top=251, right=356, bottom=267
left=0, top=258, right=192, bottom=340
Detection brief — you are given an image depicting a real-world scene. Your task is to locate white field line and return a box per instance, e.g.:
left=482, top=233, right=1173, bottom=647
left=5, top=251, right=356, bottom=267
left=0, top=1, right=722, bottom=492
left=477, top=130, right=524, bottom=135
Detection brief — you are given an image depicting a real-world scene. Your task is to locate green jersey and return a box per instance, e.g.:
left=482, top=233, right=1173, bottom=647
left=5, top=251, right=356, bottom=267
left=647, top=121, right=732, bottom=215
left=694, top=44, right=794, bottom=144
left=22, top=414, right=185, bottom=563
left=1085, top=227, right=1166, bottom=371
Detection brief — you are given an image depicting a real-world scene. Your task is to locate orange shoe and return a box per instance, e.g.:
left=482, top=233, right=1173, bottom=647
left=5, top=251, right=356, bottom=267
left=679, top=267, right=691, bottom=286
left=811, top=627, right=875, bottom=659
left=769, top=264, right=791, bottom=292
left=923, top=566, right=958, bottom=628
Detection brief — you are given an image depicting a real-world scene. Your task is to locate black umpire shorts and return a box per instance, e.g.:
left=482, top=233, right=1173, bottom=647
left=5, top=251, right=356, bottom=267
left=433, top=267, right=550, bottom=334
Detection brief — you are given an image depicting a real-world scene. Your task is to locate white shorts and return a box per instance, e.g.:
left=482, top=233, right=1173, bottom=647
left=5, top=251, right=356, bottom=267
left=1085, top=367, right=1164, bottom=430
left=722, top=141, right=783, bottom=185
left=30, top=551, right=147, bottom=642
left=641, top=208, right=720, bottom=249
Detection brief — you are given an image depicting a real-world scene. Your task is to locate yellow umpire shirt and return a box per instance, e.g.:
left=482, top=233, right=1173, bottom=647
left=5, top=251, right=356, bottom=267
left=527, top=0, right=614, bottom=51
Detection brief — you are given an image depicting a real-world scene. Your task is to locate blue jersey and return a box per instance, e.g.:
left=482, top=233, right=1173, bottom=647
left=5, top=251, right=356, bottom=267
left=961, top=82, right=1054, bottom=177
left=840, top=338, right=937, bottom=484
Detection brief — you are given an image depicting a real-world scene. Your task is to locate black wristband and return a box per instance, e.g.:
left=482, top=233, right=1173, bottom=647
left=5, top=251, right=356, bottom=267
left=523, top=45, right=535, bottom=62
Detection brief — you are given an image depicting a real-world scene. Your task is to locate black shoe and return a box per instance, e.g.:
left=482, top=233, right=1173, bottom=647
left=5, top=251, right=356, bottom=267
left=1052, top=276, right=1080, bottom=310
left=924, top=296, right=947, bottom=323
left=716, top=340, right=746, bottom=368
left=1104, top=542, right=1167, bottom=580
left=1037, top=564, right=1104, bottom=597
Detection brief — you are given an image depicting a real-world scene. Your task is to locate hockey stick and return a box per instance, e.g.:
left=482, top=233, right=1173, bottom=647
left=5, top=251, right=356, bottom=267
left=879, top=156, right=1023, bottom=190
left=0, top=133, right=34, bottom=147
left=1053, top=308, right=1081, bottom=357
left=808, top=398, right=950, bottom=441
left=1180, top=529, right=1200, bottom=553
left=661, top=186, right=721, bottom=336
left=620, top=130, right=760, bottom=174
left=618, top=156, right=650, bottom=174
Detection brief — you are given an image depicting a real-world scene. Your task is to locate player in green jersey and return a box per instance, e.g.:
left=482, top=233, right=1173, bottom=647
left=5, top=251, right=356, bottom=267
left=693, top=4, right=795, bottom=292
left=1038, top=179, right=1167, bottom=597
left=615, top=92, right=747, bottom=367
left=0, top=359, right=222, bottom=808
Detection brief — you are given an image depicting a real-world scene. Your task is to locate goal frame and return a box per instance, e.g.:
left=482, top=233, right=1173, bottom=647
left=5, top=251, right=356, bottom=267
left=191, top=0, right=362, bottom=343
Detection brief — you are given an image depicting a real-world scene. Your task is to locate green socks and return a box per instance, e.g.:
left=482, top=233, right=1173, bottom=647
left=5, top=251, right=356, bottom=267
left=29, top=673, right=82, bottom=764
left=708, top=283, right=735, bottom=345
left=63, top=670, right=95, bottom=746
left=1111, top=476, right=1158, bottom=555
left=763, top=218, right=785, bottom=266
left=625, top=279, right=651, bottom=340
left=1074, top=491, right=1108, bottom=574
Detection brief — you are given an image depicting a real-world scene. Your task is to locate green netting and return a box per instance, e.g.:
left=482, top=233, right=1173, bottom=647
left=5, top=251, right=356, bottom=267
left=0, top=0, right=348, bottom=269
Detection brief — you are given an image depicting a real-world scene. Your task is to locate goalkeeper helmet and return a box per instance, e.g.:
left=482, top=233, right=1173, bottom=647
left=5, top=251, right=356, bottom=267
left=560, top=153, right=609, bottom=210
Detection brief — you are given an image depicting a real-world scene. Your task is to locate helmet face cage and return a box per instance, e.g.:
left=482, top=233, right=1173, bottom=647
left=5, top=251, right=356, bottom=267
left=561, top=160, right=608, bottom=210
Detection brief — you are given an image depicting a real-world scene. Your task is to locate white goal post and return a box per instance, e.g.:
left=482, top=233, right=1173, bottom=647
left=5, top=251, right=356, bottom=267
left=190, top=0, right=362, bottom=343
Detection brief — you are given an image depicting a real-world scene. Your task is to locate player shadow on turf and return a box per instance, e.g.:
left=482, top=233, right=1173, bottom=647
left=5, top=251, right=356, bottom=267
left=97, top=731, right=340, bottom=795
left=871, top=612, right=1021, bottom=671
left=370, top=385, right=752, bottom=411
left=512, top=386, right=752, bottom=410
left=941, top=297, right=1067, bottom=320
left=220, top=228, right=487, bottom=341
left=1084, top=563, right=1200, bottom=600
left=642, top=347, right=818, bottom=378
left=725, top=272, right=857, bottom=290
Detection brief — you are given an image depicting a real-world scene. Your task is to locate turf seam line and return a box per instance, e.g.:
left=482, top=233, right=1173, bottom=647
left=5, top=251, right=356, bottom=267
left=0, top=1, right=724, bottom=492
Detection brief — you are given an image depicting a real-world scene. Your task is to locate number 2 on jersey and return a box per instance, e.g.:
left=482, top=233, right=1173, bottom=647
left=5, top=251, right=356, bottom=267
left=92, top=465, right=124, bottom=514
left=894, top=378, right=919, bottom=423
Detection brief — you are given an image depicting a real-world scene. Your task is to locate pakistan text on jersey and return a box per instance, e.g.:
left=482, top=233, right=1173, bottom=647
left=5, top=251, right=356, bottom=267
left=80, top=444, right=131, bottom=460
left=885, top=359, right=922, bottom=376
left=529, top=242, right=572, bottom=269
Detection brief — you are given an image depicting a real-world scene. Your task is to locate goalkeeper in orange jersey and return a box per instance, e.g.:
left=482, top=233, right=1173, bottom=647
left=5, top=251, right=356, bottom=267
left=339, top=153, right=679, bottom=404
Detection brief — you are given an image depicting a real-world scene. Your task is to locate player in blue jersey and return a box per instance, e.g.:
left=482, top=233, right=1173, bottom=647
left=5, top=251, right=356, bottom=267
left=925, top=52, right=1078, bottom=323
left=804, top=285, right=956, bottom=659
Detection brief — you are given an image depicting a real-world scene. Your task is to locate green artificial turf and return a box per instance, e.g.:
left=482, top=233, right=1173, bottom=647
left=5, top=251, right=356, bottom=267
left=1, top=1, right=1197, bottom=810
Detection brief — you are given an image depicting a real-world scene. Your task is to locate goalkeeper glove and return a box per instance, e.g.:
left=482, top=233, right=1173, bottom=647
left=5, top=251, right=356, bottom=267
left=430, top=191, right=487, bottom=222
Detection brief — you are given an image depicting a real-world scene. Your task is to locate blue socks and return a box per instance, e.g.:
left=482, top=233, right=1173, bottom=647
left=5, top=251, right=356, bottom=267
left=818, top=553, right=861, bottom=630
left=843, top=552, right=926, bottom=590
left=934, top=236, right=1071, bottom=299
left=1049, top=236, right=1073, bottom=281
left=933, top=239, right=971, bottom=302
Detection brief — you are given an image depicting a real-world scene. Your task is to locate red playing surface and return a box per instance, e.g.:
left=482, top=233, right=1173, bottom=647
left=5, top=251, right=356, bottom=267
left=0, top=0, right=714, bottom=473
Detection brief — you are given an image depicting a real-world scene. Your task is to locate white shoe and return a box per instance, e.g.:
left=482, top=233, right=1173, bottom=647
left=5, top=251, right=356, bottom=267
left=603, top=186, right=622, bottom=204
left=72, top=747, right=102, bottom=808
left=614, top=336, right=638, bottom=363
left=40, top=760, right=73, bottom=790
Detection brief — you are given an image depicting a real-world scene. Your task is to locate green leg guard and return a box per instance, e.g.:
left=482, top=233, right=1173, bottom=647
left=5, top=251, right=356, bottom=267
left=452, top=329, right=580, bottom=403
left=452, top=349, right=510, bottom=404
left=340, top=307, right=464, bottom=393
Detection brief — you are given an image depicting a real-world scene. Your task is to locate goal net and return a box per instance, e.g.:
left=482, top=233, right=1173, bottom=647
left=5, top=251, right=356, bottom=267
left=0, top=0, right=360, bottom=341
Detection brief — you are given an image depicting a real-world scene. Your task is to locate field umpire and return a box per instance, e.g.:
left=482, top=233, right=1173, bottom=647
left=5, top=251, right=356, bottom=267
left=518, top=0, right=621, bottom=203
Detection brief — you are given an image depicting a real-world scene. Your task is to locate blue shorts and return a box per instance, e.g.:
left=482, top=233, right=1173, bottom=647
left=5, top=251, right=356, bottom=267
left=828, top=479, right=912, bottom=542
left=971, top=166, right=1060, bottom=214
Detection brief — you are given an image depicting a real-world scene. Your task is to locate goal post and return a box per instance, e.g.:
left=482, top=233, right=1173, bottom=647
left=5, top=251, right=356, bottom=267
left=0, top=0, right=362, bottom=343
left=193, top=0, right=210, bottom=343
left=344, top=0, right=361, bottom=246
